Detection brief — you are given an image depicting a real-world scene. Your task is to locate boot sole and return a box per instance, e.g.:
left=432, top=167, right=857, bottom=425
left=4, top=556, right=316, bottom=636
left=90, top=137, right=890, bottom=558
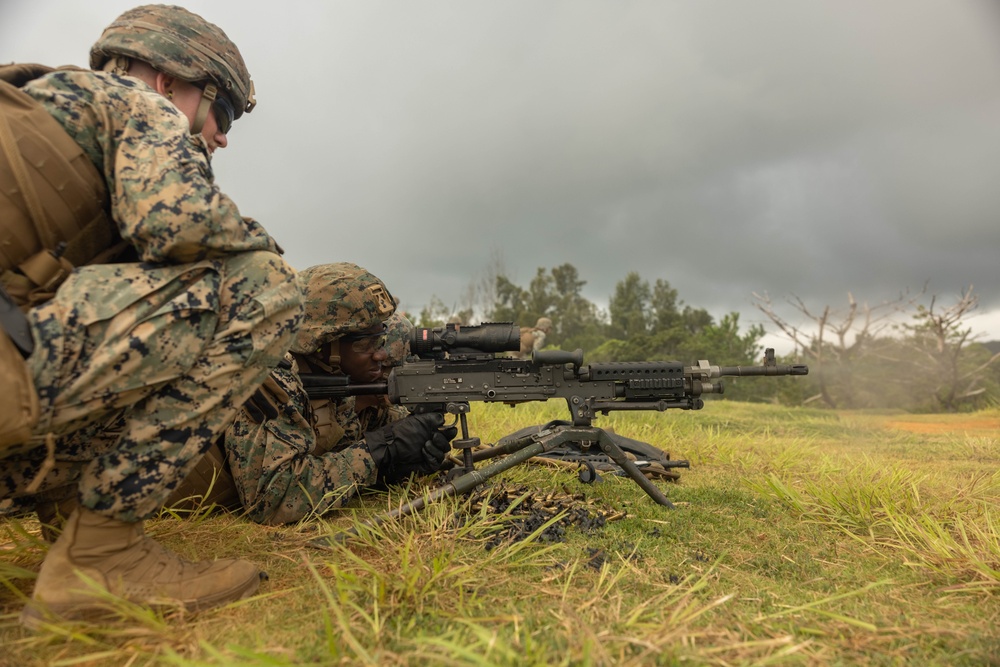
left=19, top=570, right=265, bottom=630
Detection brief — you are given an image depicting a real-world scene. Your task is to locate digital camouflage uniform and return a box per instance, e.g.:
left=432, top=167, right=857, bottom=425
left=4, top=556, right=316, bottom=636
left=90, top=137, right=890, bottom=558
left=0, top=57, right=302, bottom=522
left=0, top=5, right=306, bottom=626
left=181, top=263, right=408, bottom=525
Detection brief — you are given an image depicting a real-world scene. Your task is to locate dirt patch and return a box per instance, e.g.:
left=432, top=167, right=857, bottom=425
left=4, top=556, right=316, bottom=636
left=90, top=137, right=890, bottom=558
left=886, top=419, right=1000, bottom=434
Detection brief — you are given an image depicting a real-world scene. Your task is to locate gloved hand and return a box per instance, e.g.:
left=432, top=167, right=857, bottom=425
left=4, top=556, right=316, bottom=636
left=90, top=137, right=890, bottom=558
left=244, top=376, right=290, bottom=423
left=364, top=412, right=457, bottom=484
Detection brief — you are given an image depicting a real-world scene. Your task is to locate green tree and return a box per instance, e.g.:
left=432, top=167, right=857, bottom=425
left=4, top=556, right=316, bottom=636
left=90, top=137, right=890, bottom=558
left=526, top=268, right=557, bottom=322
left=489, top=269, right=555, bottom=334
left=549, top=263, right=604, bottom=351
left=609, top=272, right=651, bottom=339
left=676, top=312, right=763, bottom=363
left=417, top=296, right=450, bottom=329
left=489, top=264, right=605, bottom=352
left=650, top=279, right=681, bottom=330
left=490, top=276, right=529, bottom=324
left=681, top=305, right=714, bottom=335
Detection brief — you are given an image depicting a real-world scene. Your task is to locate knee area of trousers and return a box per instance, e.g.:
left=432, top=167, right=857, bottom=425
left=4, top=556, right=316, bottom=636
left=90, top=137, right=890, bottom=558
left=218, top=252, right=303, bottom=368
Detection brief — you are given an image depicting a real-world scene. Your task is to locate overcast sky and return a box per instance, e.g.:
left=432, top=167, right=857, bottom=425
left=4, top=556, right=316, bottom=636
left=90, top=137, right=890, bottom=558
left=5, top=1, right=1000, bottom=347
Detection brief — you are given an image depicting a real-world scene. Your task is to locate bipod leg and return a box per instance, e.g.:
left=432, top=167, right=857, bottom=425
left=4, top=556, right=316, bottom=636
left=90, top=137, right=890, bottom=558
left=546, top=427, right=675, bottom=508
left=446, top=411, right=480, bottom=478
left=529, top=426, right=676, bottom=508
left=594, top=429, right=675, bottom=508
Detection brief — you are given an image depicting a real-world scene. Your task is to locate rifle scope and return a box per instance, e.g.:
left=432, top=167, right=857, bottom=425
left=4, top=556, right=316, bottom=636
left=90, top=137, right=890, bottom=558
left=411, top=322, right=521, bottom=357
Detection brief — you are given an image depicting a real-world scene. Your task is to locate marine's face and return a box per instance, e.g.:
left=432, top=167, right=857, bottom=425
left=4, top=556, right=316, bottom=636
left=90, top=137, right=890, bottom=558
left=338, top=323, right=389, bottom=384
left=165, top=79, right=229, bottom=153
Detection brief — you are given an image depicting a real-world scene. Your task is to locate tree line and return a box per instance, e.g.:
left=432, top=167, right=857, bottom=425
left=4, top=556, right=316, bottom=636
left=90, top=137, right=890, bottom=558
left=411, top=261, right=1000, bottom=412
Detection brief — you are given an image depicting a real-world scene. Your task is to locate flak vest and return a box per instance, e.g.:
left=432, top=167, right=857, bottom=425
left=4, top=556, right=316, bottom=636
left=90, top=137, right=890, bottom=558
left=0, top=63, right=120, bottom=455
left=0, top=63, right=121, bottom=310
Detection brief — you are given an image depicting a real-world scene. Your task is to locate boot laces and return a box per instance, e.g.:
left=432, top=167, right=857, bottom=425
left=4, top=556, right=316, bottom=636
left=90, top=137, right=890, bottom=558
left=102, top=533, right=221, bottom=582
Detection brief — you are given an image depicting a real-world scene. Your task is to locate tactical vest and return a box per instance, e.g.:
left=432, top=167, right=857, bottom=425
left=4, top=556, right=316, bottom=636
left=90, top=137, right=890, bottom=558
left=0, top=63, right=122, bottom=456
left=0, top=63, right=121, bottom=309
left=310, top=397, right=348, bottom=455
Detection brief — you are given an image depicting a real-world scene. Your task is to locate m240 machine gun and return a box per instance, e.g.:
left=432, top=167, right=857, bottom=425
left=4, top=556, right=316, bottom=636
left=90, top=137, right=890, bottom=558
left=302, top=323, right=808, bottom=539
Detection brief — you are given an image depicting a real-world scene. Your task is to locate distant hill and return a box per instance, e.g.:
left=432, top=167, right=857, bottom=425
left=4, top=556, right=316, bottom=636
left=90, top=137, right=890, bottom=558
left=982, top=340, right=1000, bottom=354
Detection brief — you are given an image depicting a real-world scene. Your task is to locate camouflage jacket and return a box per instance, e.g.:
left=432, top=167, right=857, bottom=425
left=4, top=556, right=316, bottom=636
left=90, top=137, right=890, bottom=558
left=223, top=355, right=408, bottom=524
left=21, top=69, right=279, bottom=263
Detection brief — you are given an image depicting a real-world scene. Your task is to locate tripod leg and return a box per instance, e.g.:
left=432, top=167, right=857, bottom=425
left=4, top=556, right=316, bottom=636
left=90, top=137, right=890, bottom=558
left=595, top=430, right=675, bottom=508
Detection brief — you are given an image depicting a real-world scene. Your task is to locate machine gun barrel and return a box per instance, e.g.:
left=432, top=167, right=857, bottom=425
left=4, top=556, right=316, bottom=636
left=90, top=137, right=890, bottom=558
left=686, top=348, right=808, bottom=380
left=713, top=364, right=809, bottom=376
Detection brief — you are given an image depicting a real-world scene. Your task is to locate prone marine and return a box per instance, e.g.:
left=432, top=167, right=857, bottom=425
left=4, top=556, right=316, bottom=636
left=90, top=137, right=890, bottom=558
left=165, top=262, right=455, bottom=524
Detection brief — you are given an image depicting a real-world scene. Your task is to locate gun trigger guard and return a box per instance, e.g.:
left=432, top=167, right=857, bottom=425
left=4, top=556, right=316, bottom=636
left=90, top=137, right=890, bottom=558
left=444, top=413, right=459, bottom=430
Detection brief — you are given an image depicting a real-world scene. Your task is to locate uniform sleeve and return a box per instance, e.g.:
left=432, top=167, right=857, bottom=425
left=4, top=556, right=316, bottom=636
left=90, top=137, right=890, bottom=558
left=107, top=88, right=279, bottom=262
left=223, top=367, right=379, bottom=525
left=355, top=401, right=410, bottom=434
left=331, top=398, right=408, bottom=447
left=24, top=71, right=280, bottom=263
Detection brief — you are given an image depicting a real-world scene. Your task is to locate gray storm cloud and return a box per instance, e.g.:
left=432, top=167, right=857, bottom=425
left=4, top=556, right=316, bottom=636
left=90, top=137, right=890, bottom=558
left=4, top=0, right=1000, bottom=338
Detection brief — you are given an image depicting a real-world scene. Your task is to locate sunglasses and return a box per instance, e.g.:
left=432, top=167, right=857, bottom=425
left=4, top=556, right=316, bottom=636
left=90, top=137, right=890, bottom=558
left=194, top=82, right=235, bottom=135
left=342, top=325, right=388, bottom=355
left=211, top=93, right=235, bottom=135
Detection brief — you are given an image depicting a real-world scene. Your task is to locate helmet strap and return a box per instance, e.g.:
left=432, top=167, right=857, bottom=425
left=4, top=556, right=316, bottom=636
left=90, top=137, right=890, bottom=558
left=302, top=346, right=339, bottom=375
left=191, top=83, right=218, bottom=135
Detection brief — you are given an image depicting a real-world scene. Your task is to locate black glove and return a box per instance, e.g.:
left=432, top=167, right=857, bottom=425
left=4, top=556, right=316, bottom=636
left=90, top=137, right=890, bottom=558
left=244, top=376, right=288, bottom=423
left=364, top=412, right=458, bottom=484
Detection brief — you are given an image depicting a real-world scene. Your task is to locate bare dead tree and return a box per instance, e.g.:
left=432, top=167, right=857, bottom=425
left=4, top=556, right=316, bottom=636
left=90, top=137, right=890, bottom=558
left=899, top=285, right=1000, bottom=411
left=752, top=290, right=915, bottom=408
left=475, top=246, right=507, bottom=322
left=457, top=281, right=478, bottom=325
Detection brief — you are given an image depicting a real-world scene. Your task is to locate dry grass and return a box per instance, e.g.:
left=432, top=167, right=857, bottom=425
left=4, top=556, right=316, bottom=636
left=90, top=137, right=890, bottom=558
left=1, top=400, right=998, bottom=665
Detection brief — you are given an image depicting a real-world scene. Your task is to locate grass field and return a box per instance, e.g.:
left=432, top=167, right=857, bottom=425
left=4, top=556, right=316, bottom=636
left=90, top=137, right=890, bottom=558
left=1, top=400, right=998, bottom=666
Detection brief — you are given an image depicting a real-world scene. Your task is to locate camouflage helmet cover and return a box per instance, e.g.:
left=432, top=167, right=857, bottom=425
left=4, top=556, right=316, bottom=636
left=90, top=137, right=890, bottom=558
left=535, top=317, right=553, bottom=332
left=291, top=262, right=396, bottom=355
left=89, top=4, right=256, bottom=117
left=382, top=312, right=414, bottom=368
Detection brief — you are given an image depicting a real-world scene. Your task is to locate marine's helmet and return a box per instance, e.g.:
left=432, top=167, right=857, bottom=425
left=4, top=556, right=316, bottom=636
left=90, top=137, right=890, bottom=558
left=382, top=312, right=415, bottom=370
left=535, top=317, right=553, bottom=332
left=89, top=4, right=256, bottom=118
left=290, top=263, right=396, bottom=356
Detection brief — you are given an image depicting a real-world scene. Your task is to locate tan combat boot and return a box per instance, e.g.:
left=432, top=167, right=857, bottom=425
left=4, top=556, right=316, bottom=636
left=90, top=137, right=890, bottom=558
left=33, top=484, right=79, bottom=542
left=21, top=507, right=264, bottom=628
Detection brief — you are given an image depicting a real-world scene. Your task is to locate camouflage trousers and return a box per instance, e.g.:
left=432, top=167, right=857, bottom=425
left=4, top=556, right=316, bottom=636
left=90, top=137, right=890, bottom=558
left=0, top=251, right=303, bottom=522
